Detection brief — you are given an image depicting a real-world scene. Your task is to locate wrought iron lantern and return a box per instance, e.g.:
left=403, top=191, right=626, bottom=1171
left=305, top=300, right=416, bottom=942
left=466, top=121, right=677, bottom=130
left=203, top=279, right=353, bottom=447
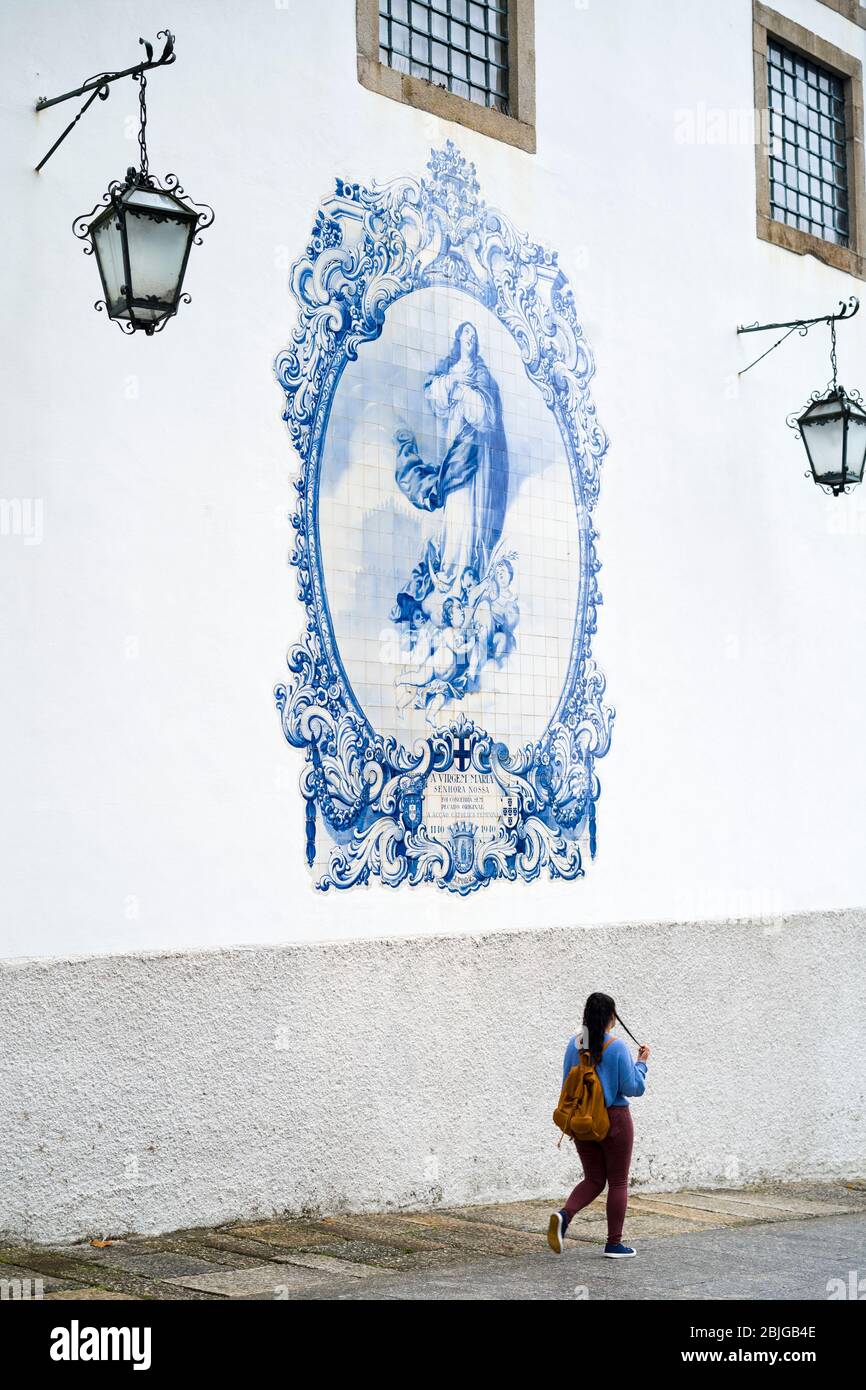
left=793, top=385, right=866, bottom=497
left=36, top=31, right=213, bottom=335
left=75, top=165, right=212, bottom=334
left=737, top=297, right=864, bottom=496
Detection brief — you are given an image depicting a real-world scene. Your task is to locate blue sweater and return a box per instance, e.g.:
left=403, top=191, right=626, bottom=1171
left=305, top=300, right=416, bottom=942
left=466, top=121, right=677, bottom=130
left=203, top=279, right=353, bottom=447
left=562, top=1030, right=648, bottom=1108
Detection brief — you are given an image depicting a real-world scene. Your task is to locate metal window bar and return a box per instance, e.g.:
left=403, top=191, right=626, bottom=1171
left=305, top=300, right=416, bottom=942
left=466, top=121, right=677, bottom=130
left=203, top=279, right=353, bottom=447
left=767, top=39, right=849, bottom=247
left=378, top=0, right=510, bottom=114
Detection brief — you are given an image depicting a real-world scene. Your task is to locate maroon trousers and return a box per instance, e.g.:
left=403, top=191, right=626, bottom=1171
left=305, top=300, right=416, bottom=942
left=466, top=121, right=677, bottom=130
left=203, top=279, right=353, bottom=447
left=564, top=1104, right=634, bottom=1244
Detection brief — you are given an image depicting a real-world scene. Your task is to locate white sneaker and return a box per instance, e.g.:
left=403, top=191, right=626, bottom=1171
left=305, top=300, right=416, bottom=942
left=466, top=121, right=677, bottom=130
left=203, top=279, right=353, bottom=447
left=547, top=1211, right=565, bottom=1254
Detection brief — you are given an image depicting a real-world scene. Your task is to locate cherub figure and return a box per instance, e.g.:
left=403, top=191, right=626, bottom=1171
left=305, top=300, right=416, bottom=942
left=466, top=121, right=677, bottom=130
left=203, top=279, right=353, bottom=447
left=395, top=596, right=478, bottom=724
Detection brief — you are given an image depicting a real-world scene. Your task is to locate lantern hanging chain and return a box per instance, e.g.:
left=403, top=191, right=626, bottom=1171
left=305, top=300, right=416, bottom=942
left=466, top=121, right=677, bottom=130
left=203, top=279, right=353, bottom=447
left=137, top=70, right=149, bottom=180
left=829, top=315, right=838, bottom=393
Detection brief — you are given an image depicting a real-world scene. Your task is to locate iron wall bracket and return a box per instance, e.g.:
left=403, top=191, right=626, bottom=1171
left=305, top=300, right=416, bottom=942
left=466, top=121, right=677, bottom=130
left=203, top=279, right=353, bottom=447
left=34, top=29, right=175, bottom=173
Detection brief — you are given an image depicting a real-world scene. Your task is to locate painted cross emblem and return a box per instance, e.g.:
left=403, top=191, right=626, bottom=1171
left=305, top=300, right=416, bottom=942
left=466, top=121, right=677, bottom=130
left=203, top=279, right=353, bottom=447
left=453, top=735, right=473, bottom=772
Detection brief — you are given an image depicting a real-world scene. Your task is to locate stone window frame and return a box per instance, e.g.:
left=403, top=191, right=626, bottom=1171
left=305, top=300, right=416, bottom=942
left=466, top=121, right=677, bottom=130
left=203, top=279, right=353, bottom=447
left=356, top=0, right=536, bottom=154
left=816, top=0, right=866, bottom=30
left=753, top=2, right=866, bottom=278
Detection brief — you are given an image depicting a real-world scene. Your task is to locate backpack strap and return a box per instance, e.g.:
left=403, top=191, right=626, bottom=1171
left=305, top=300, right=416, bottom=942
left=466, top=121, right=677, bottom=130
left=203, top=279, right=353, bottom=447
left=580, top=1037, right=617, bottom=1061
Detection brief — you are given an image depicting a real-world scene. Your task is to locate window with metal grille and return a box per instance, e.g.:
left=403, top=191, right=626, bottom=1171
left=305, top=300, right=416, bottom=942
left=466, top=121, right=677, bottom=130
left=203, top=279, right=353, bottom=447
left=767, top=39, right=849, bottom=246
left=378, top=0, right=509, bottom=114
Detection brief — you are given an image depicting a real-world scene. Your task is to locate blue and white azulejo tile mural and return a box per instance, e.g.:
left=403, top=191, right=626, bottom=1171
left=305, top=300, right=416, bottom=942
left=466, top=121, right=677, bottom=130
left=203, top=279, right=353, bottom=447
left=274, top=143, right=613, bottom=894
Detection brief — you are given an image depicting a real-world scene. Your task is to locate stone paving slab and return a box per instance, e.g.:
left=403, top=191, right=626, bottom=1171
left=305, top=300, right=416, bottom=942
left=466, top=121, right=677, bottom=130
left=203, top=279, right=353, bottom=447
left=43, top=1288, right=142, bottom=1301
left=276, top=1239, right=463, bottom=1273
left=624, top=1198, right=755, bottom=1226
left=0, top=1263, right=78, bottom=1293
left=222, top=1218, right=480, bottom=1272
left=259, top=1211, right=531, bottom=1262
left=132, top=1231, right=292, bottom=1269
left=158, top=1230, right=348, bottom=1268
left=315, top=1212, right=489, bottom=1251
left=106, top=1250, right=241, bottom=1280
left=221, top=1220, right=353, bottom=1252
left=272, top=1252, right=387, bottom=1279
left=449, top=1196, right=715, bottom=1240
left=574, top=1210, right=711, bottom=1238
left=395, top=1210, right=547, bottom=1255
left=645, top=1189, right=861, bottom=1219
left=166, top=1264, right=340, bottom=1299
left=45, top=1245, right=241, bottom=1281
left=441, top=1199, right=585, bottom=1239
left=0, top=1245, right=220, bottom=1301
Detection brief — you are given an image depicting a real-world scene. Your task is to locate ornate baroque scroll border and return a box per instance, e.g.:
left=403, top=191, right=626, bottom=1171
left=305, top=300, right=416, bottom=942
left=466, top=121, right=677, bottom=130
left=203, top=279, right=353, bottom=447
left=274, top=143, right=613, bottom=894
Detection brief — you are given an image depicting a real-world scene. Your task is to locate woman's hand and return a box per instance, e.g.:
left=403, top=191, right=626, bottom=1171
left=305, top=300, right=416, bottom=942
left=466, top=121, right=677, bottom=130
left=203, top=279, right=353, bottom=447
left=637, top=1044, right=650, bottom=1062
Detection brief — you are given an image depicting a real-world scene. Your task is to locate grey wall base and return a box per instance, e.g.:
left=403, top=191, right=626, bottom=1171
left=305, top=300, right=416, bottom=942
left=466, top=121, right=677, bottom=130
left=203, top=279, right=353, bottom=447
left=2, top=909, right=863, bottom=1244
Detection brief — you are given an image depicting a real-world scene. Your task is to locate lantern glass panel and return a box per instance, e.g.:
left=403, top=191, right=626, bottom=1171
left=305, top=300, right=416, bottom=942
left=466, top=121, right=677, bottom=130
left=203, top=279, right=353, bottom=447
left=125, top=188, right=190, bottom=216
left=846, top=406, right=866, bottom=485
left=800, top=398, right=846, bottom=487
left=92, top=213, right=127, bottom=315
left=124, top=207, right=194, bottom=309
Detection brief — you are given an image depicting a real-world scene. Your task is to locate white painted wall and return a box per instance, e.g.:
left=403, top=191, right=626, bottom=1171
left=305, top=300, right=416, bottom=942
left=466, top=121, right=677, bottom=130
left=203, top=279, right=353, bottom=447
left=3, top=0, right=866, bottom=958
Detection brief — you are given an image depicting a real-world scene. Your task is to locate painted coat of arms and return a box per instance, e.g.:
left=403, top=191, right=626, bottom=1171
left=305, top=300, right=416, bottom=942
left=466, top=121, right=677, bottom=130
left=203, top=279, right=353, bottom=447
left=274, top=143, right=613, bottom=893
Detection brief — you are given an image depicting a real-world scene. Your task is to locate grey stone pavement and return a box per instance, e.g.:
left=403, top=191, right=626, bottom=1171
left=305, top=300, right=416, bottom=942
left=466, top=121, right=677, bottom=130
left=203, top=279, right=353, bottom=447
left=312, top=1214, right=866, bottom=1302
left=2, top=1180, right=865, bottom=1301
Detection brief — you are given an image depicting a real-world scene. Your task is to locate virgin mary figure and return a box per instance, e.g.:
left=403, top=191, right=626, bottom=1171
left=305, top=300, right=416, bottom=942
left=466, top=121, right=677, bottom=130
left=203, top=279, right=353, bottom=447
left=390, top=321, right=509, bottom=627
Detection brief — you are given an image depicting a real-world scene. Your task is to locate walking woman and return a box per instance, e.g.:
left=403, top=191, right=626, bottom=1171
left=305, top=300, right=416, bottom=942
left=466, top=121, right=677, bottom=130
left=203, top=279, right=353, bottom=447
left=547, top=992, right=650, bottom=1258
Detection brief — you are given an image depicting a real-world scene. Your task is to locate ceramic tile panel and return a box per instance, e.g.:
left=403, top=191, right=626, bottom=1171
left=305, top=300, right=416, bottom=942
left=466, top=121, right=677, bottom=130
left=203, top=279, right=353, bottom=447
left=275, top=144, right=612, bottom=894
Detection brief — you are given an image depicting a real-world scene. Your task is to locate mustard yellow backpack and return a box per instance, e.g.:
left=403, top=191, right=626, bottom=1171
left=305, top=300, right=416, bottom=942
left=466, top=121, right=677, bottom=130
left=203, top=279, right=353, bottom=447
left=553, top=1037, right=615, bottom=1144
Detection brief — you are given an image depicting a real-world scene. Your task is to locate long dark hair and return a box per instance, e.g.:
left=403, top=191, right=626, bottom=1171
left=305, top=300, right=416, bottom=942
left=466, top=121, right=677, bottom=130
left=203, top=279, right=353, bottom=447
left=582, top=991, right=641, bottom=1063
left=582, top=992, right=616, bottom=1065
left=433, top=320, right=481, bottom=378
